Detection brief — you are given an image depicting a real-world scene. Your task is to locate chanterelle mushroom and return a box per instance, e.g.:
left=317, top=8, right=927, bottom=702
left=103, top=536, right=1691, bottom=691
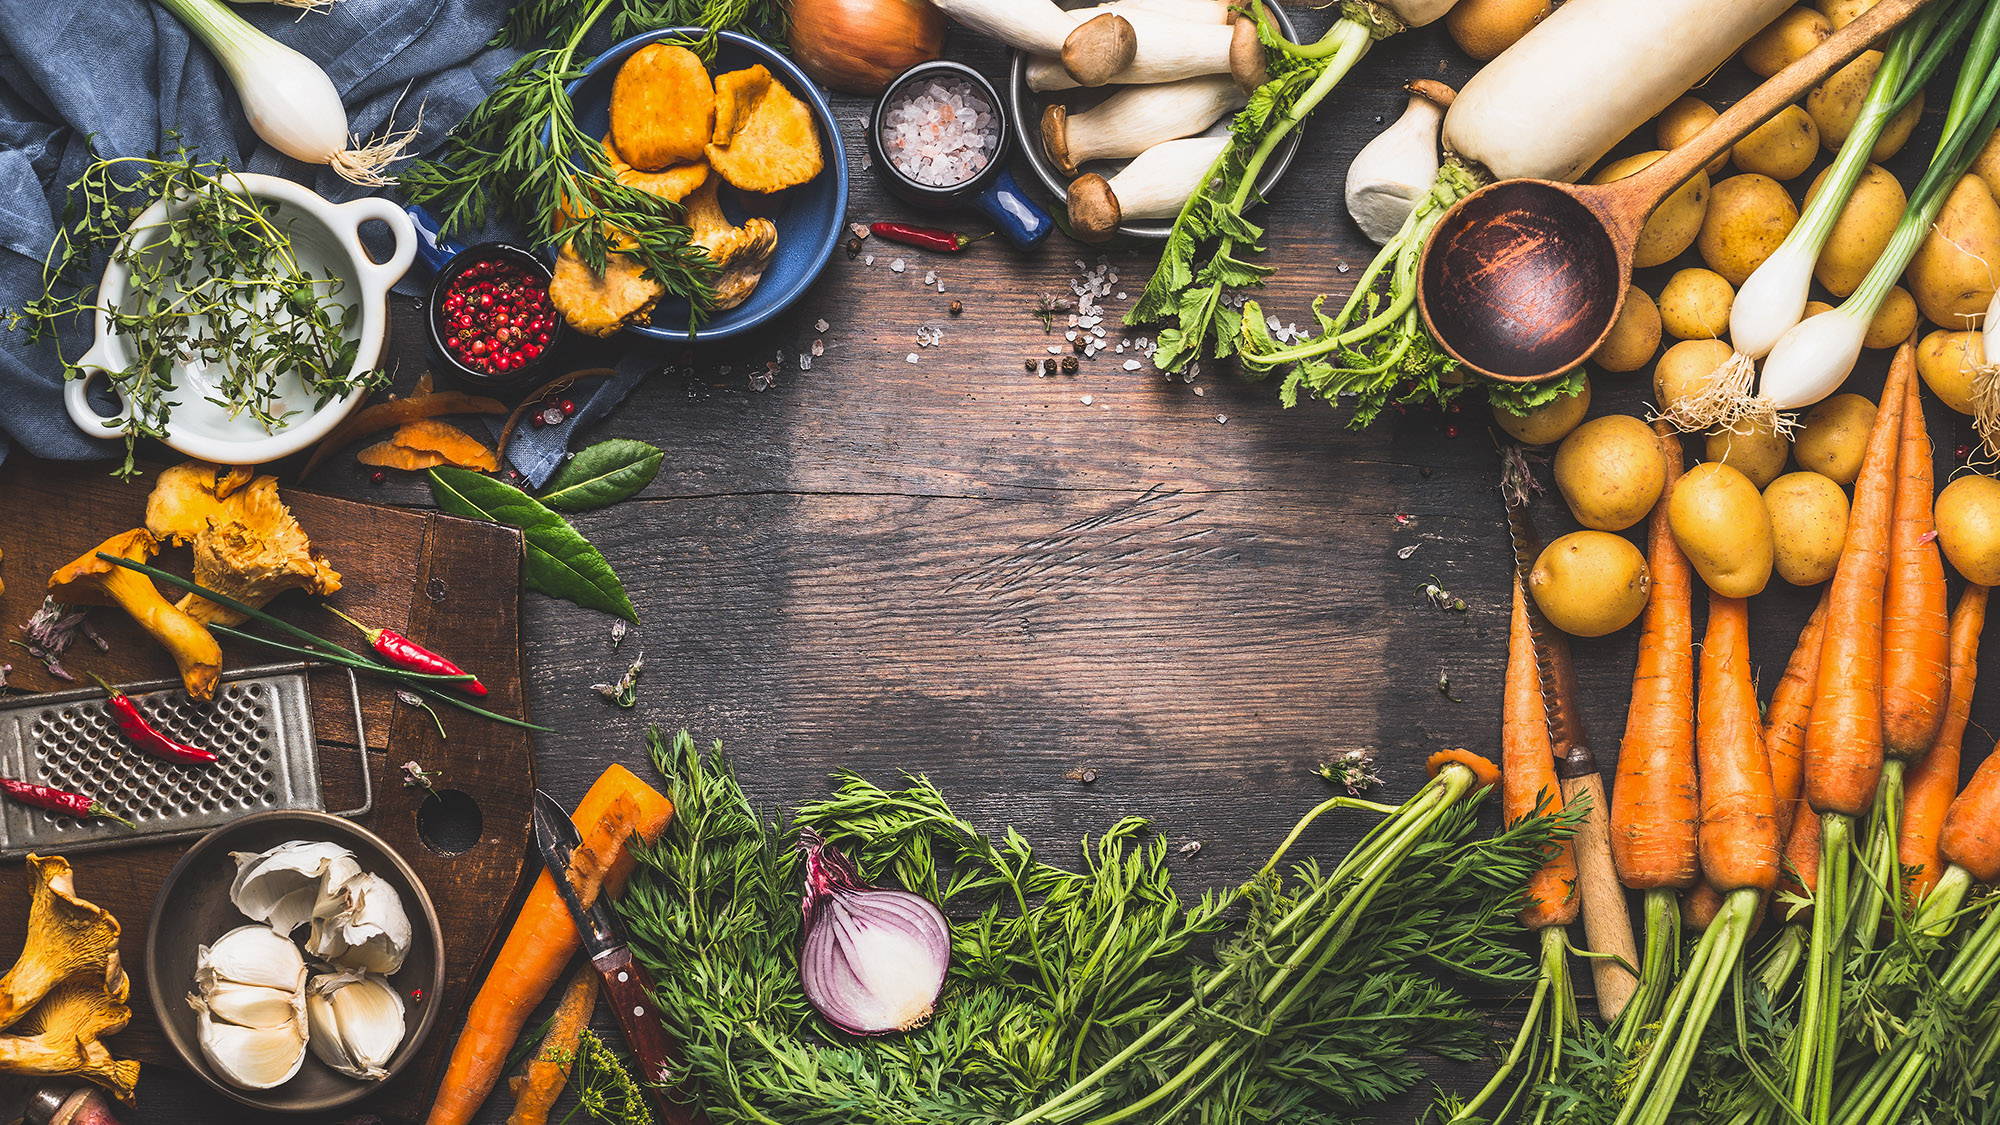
left=0, top=857, right=138, bottom=1100
left=145, top=462, right=341, bottom=627
left=685, top=179, right=778, bottom=311
left=48, top=531, right=221, bottom=701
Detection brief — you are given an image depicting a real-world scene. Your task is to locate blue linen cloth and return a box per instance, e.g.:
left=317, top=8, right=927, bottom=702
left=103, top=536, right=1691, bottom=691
left=0, top=0, right=518, bottom=466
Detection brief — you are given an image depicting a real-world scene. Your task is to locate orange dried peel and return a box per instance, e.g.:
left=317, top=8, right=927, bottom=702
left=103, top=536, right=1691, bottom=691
left=1426, top=748, right=1501, bottom=789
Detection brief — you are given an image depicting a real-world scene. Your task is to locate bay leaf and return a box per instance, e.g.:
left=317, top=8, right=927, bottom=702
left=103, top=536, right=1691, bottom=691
left=540, top=438, right=665, bottom=512
left=428, top=467, right=639, bottom=622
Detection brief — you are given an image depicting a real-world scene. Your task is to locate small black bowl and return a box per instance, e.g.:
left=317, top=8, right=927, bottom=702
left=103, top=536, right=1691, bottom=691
left=870, top=61, right=1053, bottom=250
left=424, top=242, right=567, bottom=392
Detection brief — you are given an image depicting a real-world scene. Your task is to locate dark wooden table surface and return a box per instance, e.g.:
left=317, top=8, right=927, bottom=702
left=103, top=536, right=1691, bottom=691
left=68, top=7, right=2000, bottom=1123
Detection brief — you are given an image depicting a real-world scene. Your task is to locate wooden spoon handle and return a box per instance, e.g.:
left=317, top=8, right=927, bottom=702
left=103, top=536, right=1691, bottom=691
left=1559, top=771, right=1641, bottom=1021
left=1602, top=0, right=1937, bottom=234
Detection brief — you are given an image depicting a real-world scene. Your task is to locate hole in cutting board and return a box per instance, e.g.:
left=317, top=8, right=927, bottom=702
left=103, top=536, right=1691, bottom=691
left=417, top=789, right=483, bottom=855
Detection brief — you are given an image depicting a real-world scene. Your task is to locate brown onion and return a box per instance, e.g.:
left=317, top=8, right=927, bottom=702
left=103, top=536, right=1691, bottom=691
left=789, top=0, right=946, bottom=95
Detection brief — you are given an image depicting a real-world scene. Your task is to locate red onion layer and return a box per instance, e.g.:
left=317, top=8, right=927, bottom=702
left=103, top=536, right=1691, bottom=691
left=796, top=828, right=951, bottom=1036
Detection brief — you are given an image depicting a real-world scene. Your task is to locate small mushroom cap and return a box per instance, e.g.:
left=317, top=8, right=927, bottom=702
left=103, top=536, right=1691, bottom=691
left=147, top=461, right=254, bottom=546
left=1061, top=12, right=1137, bottom=89
left=1229, top=8, right=1270, bottom=92
left=0, top=857, right=126, bottom=1033
left=1067, top=173, right=1123, bottom=243
left=175, top=476, right=342, bottom=627
left=1041, top=104, right=1078, bottom=176
left=48, top=530, right=158, bottom=607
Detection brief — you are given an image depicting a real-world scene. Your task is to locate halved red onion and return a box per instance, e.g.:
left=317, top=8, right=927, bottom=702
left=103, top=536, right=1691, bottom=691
left=796, top=828, right=951, bottom=1035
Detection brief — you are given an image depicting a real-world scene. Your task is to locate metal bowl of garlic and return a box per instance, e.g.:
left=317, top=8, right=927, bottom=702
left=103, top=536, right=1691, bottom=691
left=1006, top=0, right=1300, bottom=241
left=146, top=811, right=444, bottom=1113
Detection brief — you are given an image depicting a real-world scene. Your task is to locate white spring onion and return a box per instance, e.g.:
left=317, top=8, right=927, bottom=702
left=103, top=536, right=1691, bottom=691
left=1762, top=4, right=2000, bottom=413
left=1667, top=7, right=1965, bottom=430
left=155, top=0, right=415, bottom=185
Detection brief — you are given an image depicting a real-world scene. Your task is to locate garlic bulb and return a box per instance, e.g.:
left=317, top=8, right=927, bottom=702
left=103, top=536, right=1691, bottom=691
left=1345, top=80, right=1454, bottom=244
left=231, top=841, right=363, bottom=936
left=307, top=872, right=412, bottom=975
left=306, top=971, right=406, bottom=1080
left=191, top=995, right=309, bottom=1090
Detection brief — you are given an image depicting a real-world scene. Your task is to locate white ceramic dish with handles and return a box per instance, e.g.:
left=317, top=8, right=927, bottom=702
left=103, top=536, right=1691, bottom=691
left=64, top=173, right=414, bottom=466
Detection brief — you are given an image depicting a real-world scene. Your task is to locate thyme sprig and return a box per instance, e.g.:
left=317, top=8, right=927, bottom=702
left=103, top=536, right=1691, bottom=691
left=6, top=149, right=368, bottom=476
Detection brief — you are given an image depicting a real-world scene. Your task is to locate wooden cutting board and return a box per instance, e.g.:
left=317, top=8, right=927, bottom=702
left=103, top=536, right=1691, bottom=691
left=0, top=456, right=536, bottom=1119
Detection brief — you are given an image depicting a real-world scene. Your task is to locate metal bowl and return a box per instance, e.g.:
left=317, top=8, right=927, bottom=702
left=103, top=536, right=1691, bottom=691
left=1007, top=1, right=1301, bottom=240
left=147, top=811, right=445, bottom=1114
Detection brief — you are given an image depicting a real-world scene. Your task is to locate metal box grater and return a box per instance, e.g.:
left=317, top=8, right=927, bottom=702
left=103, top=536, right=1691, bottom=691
left=0, top=661, right=371, bottom=858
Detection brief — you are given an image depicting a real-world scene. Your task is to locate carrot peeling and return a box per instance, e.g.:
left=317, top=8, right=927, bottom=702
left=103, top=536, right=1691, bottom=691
left=1427, top=748, right=1500, bottom=790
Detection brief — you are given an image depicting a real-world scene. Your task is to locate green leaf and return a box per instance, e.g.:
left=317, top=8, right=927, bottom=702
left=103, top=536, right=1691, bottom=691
left=427, top=467, right=638, bottom=622
left=540, top=438, right=665, bottom=512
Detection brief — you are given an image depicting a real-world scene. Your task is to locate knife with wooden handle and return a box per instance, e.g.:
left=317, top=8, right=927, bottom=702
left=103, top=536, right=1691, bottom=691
left=1501, top=458, right=1641, bottom=1022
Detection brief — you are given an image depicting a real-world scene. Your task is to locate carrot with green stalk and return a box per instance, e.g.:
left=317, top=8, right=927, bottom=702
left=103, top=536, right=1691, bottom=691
left=1898, top=584, right=1986, bottom=902
left=1440, top=582, right=1580, bottom=1124
left=1792, top=340, right=1912, bottom=1125
left=1610, top=424, right=1697, bottom=1047
left=1612, top=593, right=1780, bottom=1125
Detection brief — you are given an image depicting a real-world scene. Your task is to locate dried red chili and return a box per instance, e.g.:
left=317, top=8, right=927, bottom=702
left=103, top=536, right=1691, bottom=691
left=869, top=222, right=990, bottom=253
left=89, top=675, right=217, bottom=765
left=327, top=608, right=488, bottom=696
left=0, top=779, right=135, bottom=828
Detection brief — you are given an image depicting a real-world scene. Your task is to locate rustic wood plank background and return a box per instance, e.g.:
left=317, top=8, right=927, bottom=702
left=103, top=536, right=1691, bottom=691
left=11, top=5, right=1992, bottom=1123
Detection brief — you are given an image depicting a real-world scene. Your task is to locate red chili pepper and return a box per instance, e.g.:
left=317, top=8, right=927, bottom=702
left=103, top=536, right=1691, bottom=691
left=869, top=222, right=991, bottom=253
left=89, top=675, right=217, bottom=765
left=327, top=608, right=488, bottom=696
left=0, top=778, right=136, bottom=829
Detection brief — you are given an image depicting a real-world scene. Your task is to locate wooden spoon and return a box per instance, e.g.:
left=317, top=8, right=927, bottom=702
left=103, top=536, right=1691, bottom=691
left=1417, top=0, right=1935, bottom=384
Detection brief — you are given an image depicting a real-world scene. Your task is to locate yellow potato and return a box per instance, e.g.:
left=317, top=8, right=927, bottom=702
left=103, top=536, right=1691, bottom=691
left=1815, top=0, right=1877, bottom=26
left=1595, top=287, right=1662, bottom=373
left=1744, top=8, right=1831, bottom=77
left=1529, top=531, right=1652, bottom=638
left=1794, top=393, right=1877, bottom=484
left=1917, top=329, right=1985, bottom=415
left=1658, top=97, right=1727, bottom=177
left=1732, top=106, right=1818, bottom=181
left=1706, top=414, right=1789, bottom=489
left=1865, top=286, right=1918, bottom=350
left=1974, top=128, right=2000, bottom=208
left=1908, top=175, right=2000, bottom=329
left=1699, top=174, right=1799, bottom=285
left=1659, top=269, right=1736, bottom=340
left=1764, top=471, right=1849, bottom=585
left=1936, top=474, right=2000, bottom=585
left=1555, top=415, right=1669, bottom=531
left=1668, top=462, right=1775, bottom=597
left=1654, top=339, right=1736, bottom=414
left=1809, top=52, right=1921, bottom=161
left=1807, top=164, right=1904, bottom=298
left=1494, top=377, right=1590, bottom=444
left=1446, top=0, right=1552, bottom=60
left=1804, top=299, right=1836, bottom=319
left=1597, top=152, right=1709, bottom=269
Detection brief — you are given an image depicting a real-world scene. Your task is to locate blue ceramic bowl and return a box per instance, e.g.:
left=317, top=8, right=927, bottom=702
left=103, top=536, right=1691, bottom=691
left=567, top=29, right=848, bottom=343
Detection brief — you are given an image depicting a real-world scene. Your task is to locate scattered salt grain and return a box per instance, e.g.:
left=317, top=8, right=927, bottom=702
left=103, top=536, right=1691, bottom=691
left=811, top=339, right=825, bottom=357
left=923, top=270, right=937, bottom=285
left=906, top=353, right=920, bottom=364
left=879, top=76, right=998, bottom=187
left=1048, top=345, right=1063, bottom=355
left=864, top=255, right=875, bottom=266
left=1193, top=387, right=1205, bottom=396
left=1216, top=414, right=1228, bottom=424
left=798, top=354, right=813, bottom=371
left=849, top=223, right=869, bottom=240
left=1081, top=395, right=1093, bottom=405
left=1122, top=359, right=1141, bottom=371
left=815, top=318, right=830, bottom=333
left=890, top=258, right=907, bottom=273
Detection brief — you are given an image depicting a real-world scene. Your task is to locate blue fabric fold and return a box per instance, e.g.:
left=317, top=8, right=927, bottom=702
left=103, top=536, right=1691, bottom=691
left=0, top=0, right=519, bottom=465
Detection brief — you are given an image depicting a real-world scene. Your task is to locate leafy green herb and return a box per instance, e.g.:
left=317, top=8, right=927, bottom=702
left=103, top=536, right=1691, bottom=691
left=496, top=0, right=786, bottom=52
left=428, top=467, right=638, bottom=622
left=569, top=1029, right=660, bottom=1124
left=541, top=438, right=665, bottom=512
left=619, top=730, right=1575, bottom=1124
left=6, top=148, right=371, bottom=475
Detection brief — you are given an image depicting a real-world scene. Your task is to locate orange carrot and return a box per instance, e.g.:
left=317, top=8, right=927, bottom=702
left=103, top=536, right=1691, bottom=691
left=1766, top=594, right=1830, bottom=840
left=1682, top=882, right=1725, bottom=930
left=1941, top=735, right=2000, bottom=884
left=426, top=765, right=675, bottom=1125
left=1505, top=581, right=1580, bottom=929
left=1881, top=365, right=1949, bottom=759
left=1699, top=594, right=1781, bottom=893
left=1805, top=347, right=1911, bottom=817
left=1613, top=424, right=1698, bottom=892
left=1900, top=585, right=1987, bottom=898
left=506, top=964, right=599, bottom=1125
left=1783, top=802, right=1823, bottom=897
left=1428, top=747, right=1501, bottom=789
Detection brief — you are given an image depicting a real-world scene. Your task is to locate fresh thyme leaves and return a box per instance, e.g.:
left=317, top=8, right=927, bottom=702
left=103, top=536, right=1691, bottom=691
left=620, top=731, right=1574, bottom=1125
left=5, top=149, right=369, bottom=476
left=496, top=0, right=786, bottom=53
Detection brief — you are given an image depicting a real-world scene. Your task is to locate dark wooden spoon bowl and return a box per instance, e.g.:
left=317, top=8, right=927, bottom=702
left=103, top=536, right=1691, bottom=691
left=1418, top=0, right=1934, bottom=384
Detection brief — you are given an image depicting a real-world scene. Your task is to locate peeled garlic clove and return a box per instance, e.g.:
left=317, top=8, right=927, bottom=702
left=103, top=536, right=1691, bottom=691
left=307, top=873, right=412, bottom=974
left=231, top=841, right=362, bottom=935
left=306, top=971, right=406, bottom=1080
left=199, top=925, right=307, bottom=994
left=191, top=995, right=307, bottom=1090
left=201, top=980, right=304, bottom=1030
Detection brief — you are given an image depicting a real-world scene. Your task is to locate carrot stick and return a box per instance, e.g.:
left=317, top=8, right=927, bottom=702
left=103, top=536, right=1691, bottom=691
left=1767, top=594, right=1830, bottom=840
left=1613, top=424, right=1698, bottom=892
left=1505, top=581, right=1579, bottom=930
left=506, top=963, right=599, bottom=1125
left=426, top=765, right=676, bottom=1125
left=1698, top=594, right=1781, bottom=894
left=1882, top=364, right=1949, bottom=759
left=1901, top=585, right=1987, bottom=900
left=1941, top=734, right=2000, bottom=885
